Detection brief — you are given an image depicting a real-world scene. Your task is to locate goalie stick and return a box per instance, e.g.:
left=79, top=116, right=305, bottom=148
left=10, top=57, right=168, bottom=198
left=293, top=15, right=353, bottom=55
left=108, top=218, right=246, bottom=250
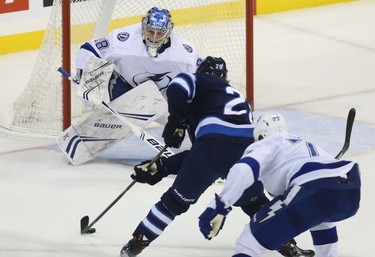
left=57, top=67, right=174, bottom=159
left=335, top=108, right=356, bottom=160
left=80, top=145, right=169, bottom=234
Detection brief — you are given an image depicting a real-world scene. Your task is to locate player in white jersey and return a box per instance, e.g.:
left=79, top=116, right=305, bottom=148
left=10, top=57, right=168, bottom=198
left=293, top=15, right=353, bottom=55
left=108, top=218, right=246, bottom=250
left=75, top=7, right=199, bottom=101
left=199, top=112, right=361, bottom=257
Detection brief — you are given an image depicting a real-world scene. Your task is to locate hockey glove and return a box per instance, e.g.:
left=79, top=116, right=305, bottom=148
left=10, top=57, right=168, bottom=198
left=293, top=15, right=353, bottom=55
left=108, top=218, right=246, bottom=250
left=198, top=194, right=232, bottom=240
left=162, top=115, right=187, bottom=148
left=131, top=157, right=167, bottom=185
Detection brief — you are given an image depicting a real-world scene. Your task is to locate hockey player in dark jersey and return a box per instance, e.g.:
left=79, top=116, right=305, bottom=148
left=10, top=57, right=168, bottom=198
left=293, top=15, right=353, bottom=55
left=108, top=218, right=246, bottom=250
left=120, top=57, right=314, bottom=257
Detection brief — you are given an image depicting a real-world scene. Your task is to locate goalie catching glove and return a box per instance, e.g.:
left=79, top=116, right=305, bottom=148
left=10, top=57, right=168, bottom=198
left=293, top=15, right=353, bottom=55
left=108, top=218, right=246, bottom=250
left=131, top=157, right=168, bottom=185
left=162, top=115, right=187, bottom=148
left=198, top=194, right=232, bottom=240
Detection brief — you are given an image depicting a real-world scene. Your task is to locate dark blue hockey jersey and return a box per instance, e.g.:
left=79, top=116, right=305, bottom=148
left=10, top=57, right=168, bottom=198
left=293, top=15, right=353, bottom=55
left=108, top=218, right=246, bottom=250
left=166, top=72, right=254, bottom=141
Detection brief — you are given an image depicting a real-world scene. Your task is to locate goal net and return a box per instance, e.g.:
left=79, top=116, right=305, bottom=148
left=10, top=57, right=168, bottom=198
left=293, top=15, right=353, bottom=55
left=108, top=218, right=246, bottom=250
left=0, top=0, right=252, bottom=137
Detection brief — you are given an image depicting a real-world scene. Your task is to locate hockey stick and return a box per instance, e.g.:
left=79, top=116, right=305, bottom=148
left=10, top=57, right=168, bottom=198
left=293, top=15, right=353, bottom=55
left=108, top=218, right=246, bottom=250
left=58, top=67, right=174, bottom=158
left=58, top=68, right=174, bottom=234
left=80, top=145, right=169, bottom=234
left=335, top=108, right=356, bottom=160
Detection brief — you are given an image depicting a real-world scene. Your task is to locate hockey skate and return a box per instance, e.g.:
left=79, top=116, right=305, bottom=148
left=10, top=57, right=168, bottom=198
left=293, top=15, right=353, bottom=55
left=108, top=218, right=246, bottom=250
left=120, top=235, right=150, bottom=257
left=277, top=241, right=315, bottom=257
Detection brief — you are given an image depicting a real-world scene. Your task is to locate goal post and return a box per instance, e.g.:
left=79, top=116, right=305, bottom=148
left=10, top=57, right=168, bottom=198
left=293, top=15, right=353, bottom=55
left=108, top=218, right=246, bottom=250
left=62, top=0, right=71, bottom=131
left=246, top=0, right=254, bottom=110
left=0, top=0, right=254, bottom=137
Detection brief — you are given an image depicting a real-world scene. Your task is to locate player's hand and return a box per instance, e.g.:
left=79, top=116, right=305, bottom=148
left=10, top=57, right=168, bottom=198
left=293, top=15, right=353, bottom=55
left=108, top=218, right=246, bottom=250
left=198, top=194, right=232, bottom=240
left=131, top=157, right=167, bottom=185
left=162, top=115, right=187, bottom=148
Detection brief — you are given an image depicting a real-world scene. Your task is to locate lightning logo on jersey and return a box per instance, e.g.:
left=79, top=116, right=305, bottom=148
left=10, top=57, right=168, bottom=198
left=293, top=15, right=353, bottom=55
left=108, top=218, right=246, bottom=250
left=259, top=185, right=302, bottom=224
left=259, top=200, right=285, bottom=223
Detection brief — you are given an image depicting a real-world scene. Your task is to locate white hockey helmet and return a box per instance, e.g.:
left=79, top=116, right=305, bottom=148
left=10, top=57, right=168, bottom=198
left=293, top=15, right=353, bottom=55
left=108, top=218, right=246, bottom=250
left=142, top=7, right=174, bottom=58
left=253, top=112, right=288, bottom=141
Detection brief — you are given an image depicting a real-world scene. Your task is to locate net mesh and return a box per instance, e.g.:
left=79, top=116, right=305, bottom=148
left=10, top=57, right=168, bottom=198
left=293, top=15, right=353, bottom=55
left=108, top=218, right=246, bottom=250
left=0, top=0, right=247, bottom=136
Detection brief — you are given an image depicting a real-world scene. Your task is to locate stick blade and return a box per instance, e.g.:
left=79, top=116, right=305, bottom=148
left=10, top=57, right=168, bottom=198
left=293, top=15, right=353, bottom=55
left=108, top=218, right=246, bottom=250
left=343, top=108, right=356, bottom=150
left=80, top=215, right=96, bottom=234
left=80, top=215, right=89, bottom=234
left=335, top=108, right=356, bottom=160
left=346, top=108, right=356, bottom=143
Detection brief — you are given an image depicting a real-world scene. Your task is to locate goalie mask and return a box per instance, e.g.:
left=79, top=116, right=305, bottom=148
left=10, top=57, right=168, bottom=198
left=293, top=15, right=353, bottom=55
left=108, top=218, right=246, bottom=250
left=253, top=112, right=288, bottom=141
left=142, top=7, right=174, bottom=58
left=196, top=56, right=228, bottom=81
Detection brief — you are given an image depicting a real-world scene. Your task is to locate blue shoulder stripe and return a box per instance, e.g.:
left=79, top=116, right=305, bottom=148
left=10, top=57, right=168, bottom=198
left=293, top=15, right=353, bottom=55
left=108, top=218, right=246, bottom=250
left=80, top=42, right=101, bottom=58
left=237, top=156, right=260, bottom=181
left=169, top=73, right=196, bottom=101
left=289, top=160, right=352, bottom=184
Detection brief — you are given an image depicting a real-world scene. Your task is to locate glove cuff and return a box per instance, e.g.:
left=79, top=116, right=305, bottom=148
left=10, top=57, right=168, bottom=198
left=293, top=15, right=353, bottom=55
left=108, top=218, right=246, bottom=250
left=168, top=115, right=187, bottom=129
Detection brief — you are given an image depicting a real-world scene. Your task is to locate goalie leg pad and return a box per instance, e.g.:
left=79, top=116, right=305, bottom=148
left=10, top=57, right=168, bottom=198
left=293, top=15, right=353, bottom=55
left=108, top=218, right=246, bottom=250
left=57, top=80, right=168, bottom=165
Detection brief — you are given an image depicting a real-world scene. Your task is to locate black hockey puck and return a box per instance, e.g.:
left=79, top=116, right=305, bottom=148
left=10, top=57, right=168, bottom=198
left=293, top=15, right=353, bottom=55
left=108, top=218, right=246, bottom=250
left=86, top=228, right=96, bottom=234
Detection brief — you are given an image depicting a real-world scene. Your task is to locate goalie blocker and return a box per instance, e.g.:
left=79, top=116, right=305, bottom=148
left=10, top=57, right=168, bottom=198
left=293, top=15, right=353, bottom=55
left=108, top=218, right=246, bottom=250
left=57, top=80, right=168, bottom=165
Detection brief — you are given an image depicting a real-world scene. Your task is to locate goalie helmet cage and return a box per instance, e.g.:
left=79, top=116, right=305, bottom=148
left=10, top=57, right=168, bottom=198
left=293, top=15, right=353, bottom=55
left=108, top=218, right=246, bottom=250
left=0, top=0, right=253, bottom=137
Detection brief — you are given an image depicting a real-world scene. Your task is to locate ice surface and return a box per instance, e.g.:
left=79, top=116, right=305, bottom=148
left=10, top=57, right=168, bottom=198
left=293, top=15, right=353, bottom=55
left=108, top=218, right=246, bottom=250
left=0, top=1, right=374, bottom=256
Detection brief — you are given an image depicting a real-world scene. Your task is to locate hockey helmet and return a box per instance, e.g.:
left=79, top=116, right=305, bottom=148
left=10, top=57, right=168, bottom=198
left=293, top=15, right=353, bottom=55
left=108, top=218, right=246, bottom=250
left=196, top=56, right=228, bottom=81
left=253, top=112, right=288, bottom=141
left=142, top=7, right=174, bottom=58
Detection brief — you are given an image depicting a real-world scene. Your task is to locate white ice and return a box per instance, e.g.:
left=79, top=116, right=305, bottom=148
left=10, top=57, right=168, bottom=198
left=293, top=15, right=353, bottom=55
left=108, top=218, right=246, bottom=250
left=1, top=1, right=375, bottom=256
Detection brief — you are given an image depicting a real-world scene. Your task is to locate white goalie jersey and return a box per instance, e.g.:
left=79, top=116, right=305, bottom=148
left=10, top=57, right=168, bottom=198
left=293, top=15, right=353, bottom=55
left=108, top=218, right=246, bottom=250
left=76, top=23, right=200, bottom=99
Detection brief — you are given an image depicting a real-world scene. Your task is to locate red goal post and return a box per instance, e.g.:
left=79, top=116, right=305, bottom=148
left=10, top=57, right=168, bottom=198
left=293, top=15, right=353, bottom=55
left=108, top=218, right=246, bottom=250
left=0, top=0, right=254, bottom=136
